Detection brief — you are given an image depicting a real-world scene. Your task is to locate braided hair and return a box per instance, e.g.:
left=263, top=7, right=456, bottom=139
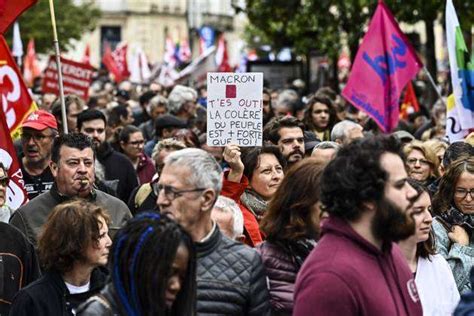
left=111, top=212, right=196, bottom=315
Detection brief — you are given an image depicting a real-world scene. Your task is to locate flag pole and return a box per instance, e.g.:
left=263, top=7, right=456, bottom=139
left=48, top=0, right=68, bottom=134
left=423, top=66, right=446, bottom=107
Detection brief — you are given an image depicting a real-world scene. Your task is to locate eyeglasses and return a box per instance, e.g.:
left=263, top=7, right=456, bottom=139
left=157, top=184, right=205, bottom=201
left=454, top=188, right=474, bottom=200
left=21, top=133, right=54, bottom=143
left=406, top=158, right=431, bottom=167
left=0, top=177, right=8, bottom=187
left=127, top=140, right=145, bottom=146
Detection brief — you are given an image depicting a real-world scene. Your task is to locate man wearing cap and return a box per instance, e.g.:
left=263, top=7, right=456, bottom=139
left=20, top=110, right=58, bottom=200
left=144, top=114, right=187, bottom=157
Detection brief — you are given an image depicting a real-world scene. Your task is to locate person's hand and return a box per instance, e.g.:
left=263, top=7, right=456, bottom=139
left=223, top=144, right=244, bottom=183
left=448, top=225, right=470, bottom=246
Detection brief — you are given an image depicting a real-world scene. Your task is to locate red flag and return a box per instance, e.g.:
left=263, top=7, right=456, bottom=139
left=82, top=44, right=90, bottom=65
left=216, top=35, right=232, bottom=72
left=102, top=43, right=129, bottom=82
left=0, top=108, right=28, bottom=210
left=23, top=38, right=40, bottom=87
left=341, top=2, right=422, bottom=132
left=400, top=81, right=420, bottom=119
left=0, top=35, right=36, bottom=138
left=0, top=0, right=37, bottom=34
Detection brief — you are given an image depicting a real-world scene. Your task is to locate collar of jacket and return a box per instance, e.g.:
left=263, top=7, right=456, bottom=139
left=96, top=141, right=114, bottom=161
left=44, top=268, right=107, bottom=296
left=195, top=224, right=222, bottom=258
left=321, top=216, right=393, bottom=256
left=50, top=182, right=97, bottom=203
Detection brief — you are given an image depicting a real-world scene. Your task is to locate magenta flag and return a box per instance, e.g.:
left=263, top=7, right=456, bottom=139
left=342, top=1, right=422, bottom=133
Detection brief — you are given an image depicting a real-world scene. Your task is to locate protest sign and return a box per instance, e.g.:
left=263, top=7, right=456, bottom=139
left=207, top=72, right=263, bottom=147
left=42, top=55, right=94, bottom=101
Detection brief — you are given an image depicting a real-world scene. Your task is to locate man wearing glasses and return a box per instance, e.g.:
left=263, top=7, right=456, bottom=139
left=157, top=148, right=271, bottom=316
left=20, top=110, right=58, bottom=200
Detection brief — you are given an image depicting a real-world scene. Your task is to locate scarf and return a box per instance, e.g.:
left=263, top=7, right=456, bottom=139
left=240, top=189, right=268, bottom=220
left=437, top=205, right=474, bottom=236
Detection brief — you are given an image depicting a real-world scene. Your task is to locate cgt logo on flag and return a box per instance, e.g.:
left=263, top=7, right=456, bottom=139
left=226, top=85, right=236, bottom=98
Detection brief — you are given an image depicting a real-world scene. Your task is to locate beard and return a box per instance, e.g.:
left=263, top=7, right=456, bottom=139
left=287, top=149, right=304, bottom=162
left=371, top=197, right=415, bottom=244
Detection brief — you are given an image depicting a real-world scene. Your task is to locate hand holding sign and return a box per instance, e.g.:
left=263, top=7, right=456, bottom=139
left=223, top=144, right=244, bottom=183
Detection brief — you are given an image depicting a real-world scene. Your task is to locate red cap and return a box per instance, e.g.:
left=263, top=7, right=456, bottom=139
left=21, top=110, right=58, bottom=131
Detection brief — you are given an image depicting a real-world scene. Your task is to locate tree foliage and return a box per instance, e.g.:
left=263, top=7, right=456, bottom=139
left=245, top=0, right=473, bottom=72
left=5, top=0, right=101, bottom=54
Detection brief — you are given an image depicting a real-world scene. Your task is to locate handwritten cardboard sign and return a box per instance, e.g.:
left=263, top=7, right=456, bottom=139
left=206, top=72, right=263, bottom=147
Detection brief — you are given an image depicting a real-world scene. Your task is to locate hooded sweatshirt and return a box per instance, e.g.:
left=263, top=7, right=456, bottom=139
left=293, top=217, right=423, bottom=316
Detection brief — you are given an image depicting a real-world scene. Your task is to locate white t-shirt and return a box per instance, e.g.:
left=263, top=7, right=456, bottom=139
left=64, top=281, right=90, bottom=294
left=415, top=254, right=460, bottom=316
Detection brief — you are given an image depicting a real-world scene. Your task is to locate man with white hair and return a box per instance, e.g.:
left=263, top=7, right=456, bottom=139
left=212, top=195, right=245, bottom=241
left=157, top=148, right=271, bottom=315
left=311, top=141, right=341, bottom=164
left=330, top=120, right=364, bottom=145
left=167, top=85, right=199, bottom=123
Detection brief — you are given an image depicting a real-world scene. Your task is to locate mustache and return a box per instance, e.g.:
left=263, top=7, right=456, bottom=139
left=289, top=149, right=304, bottom=156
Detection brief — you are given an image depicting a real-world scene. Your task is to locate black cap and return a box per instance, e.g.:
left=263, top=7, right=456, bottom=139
left=116, top=89, right=130, bottom=100
left=155, top=114, right=187, bottom=129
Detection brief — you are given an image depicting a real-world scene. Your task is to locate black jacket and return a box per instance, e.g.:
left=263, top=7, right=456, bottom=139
left=96, top=142, right=139, bottom=203
left=0, top=223, right=41, bottom=315
left=195, top=225, right=271, bottom=316
left=76, top=284, right=124, bottom=316
left=8, top=269, right=107, bottom=316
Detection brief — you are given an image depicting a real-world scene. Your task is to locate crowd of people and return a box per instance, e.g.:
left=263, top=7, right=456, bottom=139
left=0, top=76, right=473, bottom=315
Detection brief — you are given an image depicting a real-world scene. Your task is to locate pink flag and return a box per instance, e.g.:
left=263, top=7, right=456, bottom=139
left=164, top=36, right=176, bottom=67
left=341, top=1, right=422, bottom=133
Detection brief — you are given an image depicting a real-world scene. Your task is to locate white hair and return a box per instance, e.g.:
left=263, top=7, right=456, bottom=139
left=164, top=148, right=223, bottom=194
left=330, top=120, right=362, bottom=142
left=167, top=85, right=197, bottom=114
left=214, top=196, right=244, bottom=239
left=312, top=141, right=341, bottom=155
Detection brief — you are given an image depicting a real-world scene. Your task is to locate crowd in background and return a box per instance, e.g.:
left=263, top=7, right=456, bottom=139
left=0, top=72, right=473, bottom=315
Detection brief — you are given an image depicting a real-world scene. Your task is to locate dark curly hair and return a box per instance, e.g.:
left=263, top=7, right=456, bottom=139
left=320, top=135, right=404, bottom=221
left=261, top=158, right=324, bottom=242
left=38, top=199, right=110, bottom=273
left=264, top=116, right=305, bottom=144
left=51, top=132, right=94, bottom=163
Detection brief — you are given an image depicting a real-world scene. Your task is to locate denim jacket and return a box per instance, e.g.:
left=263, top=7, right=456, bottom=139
left=433, top=216, right=474, bottom=294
